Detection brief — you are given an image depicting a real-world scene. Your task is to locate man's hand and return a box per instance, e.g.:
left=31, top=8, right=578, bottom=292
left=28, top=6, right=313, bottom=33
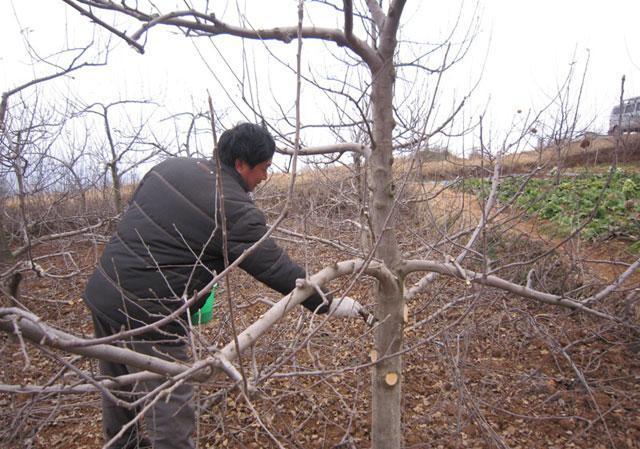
left=329, top=297, right=377, bottom=327
left=329, top=296, right=363, bottom=318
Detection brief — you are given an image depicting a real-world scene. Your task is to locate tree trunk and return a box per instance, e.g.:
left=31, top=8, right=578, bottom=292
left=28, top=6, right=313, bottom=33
left=0, top=92, right=9, bottom=135
left=370, top=56, right=404, bottom=449
left=555, top=143, right=562, bottom=185
left=0, top=93, right=12, bottom=270
left=109, top=162, right=122, bottom=214
left=103, top=111, right=123, bottom=214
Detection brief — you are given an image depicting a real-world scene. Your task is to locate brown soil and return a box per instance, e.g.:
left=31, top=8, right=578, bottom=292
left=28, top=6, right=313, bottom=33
left=3, top=224, right=639, bottom=449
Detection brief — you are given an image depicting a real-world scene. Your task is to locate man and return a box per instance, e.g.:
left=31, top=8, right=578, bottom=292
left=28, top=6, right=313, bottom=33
left=83, top=123, right=364, bottom=448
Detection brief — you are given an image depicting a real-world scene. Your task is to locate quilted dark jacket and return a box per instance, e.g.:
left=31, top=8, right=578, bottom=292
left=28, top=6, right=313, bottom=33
left=84, top=158, right=328, bottom=340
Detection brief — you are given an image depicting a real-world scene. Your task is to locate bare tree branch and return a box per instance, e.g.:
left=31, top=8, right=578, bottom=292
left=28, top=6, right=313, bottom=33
left=401, top=259, right=623, bottom=322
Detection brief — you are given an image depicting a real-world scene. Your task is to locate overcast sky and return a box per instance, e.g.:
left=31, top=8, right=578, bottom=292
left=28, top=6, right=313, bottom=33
left=2, top=1, right=639, bottom=154
left=482, top=0, right=640, bottom=131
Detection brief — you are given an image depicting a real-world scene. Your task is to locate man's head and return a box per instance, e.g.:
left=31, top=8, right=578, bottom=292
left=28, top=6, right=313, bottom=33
left=218, top=123, right=274, bottom=191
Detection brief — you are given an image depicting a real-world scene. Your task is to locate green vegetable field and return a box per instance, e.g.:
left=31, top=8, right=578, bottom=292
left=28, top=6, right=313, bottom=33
left=462, top=169, right=640, bottom=249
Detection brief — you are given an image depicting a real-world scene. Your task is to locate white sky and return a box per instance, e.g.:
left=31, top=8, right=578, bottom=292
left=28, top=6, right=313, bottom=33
left=481, top=0, right=640, bottom=131
left=1, top=0, right=640, bottom=155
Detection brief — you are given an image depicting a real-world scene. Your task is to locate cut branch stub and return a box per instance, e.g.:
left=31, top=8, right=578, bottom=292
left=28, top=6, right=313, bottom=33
left=385, top=372, right=399, bottom=386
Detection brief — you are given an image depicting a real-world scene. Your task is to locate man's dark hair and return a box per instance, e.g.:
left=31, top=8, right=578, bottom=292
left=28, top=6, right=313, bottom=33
left=217, top=123, right=275, bottom=168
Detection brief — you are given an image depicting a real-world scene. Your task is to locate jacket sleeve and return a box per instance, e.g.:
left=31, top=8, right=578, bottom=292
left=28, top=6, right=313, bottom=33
left=226, top=206, right=330, bottom=313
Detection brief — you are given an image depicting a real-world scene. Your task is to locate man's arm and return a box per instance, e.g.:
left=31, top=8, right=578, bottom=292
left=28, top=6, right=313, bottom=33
left=226, top=208, right=330, bottom=313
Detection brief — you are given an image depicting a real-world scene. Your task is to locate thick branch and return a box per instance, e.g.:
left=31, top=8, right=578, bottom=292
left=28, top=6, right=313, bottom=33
left=365, top=0, right=386, bottom=30
left=217, top=259, right=392, bottom=361
left=61, top=1, right=383, bottom=70
left=343, top=0, right=354, bottom=38
left=379, top=0, right=406, bottom=55
left=276, top=142, right=371, bottom=158
left=581, top=256, right=640, bottom=307
left=0, top=308, right=246, bottom=387
left=0, top=308, right=186, bottom=376
left=0, top=260, right=389, bottom=393
left=400, top=260, right=620, bottom=322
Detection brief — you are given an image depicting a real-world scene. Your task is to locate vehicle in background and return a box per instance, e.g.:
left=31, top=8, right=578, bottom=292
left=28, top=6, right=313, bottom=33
left=608, top=96, right=640, bottom=134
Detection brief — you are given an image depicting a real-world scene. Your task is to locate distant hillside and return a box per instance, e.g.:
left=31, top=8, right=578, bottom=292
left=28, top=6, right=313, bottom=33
left=397, top=134, right=640, bottom=181
left=265, top=134, right=640, bottom=197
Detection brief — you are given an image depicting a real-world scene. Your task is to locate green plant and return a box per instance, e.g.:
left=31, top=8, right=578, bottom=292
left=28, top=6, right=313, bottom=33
left=461, top=170, right=640, bottom=247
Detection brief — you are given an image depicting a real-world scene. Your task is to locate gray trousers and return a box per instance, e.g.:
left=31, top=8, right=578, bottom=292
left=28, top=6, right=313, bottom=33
left=92, top=314, right=195, bottom=449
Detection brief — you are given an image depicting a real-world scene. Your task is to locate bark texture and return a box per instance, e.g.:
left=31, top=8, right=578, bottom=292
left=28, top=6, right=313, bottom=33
left=367, top=3, right=406, bottom=446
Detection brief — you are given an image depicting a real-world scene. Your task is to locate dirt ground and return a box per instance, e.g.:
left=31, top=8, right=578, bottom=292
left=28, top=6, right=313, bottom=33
left=2, top=153, right=640, bottom=448
left=2, top=228, right=639, bottom=449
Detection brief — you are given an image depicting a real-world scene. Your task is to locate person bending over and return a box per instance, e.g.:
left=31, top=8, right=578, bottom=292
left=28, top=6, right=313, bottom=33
left=83, top=122, right=364, bottom=449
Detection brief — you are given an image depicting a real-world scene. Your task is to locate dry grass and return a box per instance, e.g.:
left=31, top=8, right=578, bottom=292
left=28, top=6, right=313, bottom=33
left=267, top=135, right=640, bottom=190
left=409, top=134, right=640, bottom=179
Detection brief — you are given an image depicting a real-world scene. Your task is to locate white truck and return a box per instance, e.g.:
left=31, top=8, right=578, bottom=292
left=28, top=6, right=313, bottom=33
left=608, top=96, right=640, bottom=134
